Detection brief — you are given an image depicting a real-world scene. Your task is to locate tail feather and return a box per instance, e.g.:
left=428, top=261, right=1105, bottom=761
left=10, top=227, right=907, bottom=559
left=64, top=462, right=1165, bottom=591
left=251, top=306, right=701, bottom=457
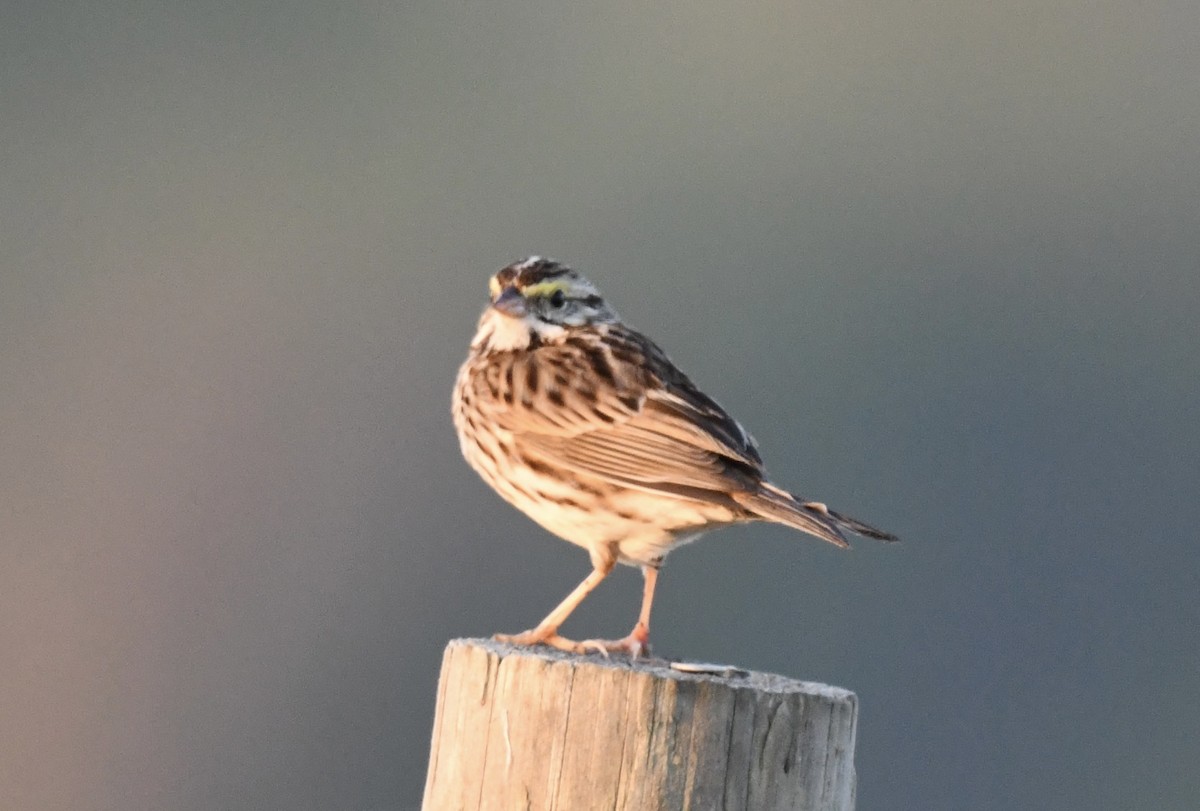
left=822, top=506, right=899, bottom=542
left=733, top=483, right=898, bottom=548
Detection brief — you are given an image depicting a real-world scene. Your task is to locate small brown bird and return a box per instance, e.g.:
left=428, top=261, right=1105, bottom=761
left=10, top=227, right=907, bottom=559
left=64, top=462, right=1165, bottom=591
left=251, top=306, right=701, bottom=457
left=452, top=257, right=896, bottom=657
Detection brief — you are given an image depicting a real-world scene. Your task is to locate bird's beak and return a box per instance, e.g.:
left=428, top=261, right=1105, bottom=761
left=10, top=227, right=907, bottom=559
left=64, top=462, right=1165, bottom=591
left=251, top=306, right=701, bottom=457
left=491, top=285, right=527, bottom=317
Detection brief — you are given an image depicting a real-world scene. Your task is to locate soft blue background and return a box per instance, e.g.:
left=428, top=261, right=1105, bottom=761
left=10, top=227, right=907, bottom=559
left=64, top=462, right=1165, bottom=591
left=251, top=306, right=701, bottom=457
left=3, top=2, right=1197, bottom=809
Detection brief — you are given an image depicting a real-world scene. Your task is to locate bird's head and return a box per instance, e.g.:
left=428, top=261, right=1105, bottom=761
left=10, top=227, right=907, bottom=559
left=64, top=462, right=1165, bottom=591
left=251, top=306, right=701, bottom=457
left=472, top=257, right=619, bottom=351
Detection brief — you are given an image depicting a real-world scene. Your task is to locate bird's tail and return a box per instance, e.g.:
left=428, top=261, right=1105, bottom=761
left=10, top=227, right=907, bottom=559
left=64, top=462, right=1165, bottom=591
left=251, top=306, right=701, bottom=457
left=732, top=483, right=899, bottom=549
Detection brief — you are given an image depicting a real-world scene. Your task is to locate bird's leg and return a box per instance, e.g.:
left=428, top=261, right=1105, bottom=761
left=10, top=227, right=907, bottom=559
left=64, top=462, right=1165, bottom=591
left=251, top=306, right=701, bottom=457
left=578, top=562, right=659, bottom=659
left=494, top=550, right=615, bottom=653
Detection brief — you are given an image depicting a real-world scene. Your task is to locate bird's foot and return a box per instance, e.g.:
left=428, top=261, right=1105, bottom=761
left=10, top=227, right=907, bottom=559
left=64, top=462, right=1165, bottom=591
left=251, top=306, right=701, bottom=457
left=577, top=624, right=651, bottom=660
left=495, top=624, right=651, bottom=659
left=494, top=627, right=580, bottom=653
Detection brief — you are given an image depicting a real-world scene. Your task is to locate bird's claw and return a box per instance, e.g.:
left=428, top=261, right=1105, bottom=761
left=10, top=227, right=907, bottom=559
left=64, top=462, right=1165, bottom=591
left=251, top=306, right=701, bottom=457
left=495, top=628, right=651, bottom=659
left=575, top=629, right=651, bottom=660
left=494, top=628, right=574, bottom=652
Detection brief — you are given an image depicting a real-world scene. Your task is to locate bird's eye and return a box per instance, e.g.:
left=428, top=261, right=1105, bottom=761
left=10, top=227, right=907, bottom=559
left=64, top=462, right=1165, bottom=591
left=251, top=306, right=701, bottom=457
left=549, top=290, right=566, bottom=308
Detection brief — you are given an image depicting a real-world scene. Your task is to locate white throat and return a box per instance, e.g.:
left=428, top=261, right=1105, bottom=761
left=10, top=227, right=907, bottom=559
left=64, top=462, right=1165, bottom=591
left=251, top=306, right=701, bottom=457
left=473, top=307, right=566, bottom=352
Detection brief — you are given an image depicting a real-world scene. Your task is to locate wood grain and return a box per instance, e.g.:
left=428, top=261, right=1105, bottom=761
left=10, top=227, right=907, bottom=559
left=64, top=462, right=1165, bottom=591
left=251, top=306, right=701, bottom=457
left=422, top=638, right=857, bottom=810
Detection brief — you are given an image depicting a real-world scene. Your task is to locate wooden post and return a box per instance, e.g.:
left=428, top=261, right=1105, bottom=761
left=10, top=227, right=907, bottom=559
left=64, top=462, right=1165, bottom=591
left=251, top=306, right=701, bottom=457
left=422, top=638, right=858, bottom=810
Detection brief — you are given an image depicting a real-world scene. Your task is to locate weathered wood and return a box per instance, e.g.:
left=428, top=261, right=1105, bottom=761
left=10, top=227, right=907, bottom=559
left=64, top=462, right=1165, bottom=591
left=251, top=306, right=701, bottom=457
left=422, top=638, right=858, bottom=810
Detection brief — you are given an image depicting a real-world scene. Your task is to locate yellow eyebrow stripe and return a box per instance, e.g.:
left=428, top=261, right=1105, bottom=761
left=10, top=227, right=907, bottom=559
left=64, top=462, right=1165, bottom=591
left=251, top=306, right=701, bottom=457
left=521, top=280, right=568, bottom=299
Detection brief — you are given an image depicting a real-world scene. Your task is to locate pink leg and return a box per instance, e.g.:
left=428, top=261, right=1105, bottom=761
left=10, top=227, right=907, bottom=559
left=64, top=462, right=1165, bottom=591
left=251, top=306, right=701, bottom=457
left=578, top=564, right=659, bottom=659
left=495, top=556, right=616, bottom=653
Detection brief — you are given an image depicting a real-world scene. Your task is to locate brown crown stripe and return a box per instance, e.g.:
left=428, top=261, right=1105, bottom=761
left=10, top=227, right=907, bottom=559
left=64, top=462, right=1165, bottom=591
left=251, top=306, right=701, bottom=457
left=515, top=261, right=571, bottom=287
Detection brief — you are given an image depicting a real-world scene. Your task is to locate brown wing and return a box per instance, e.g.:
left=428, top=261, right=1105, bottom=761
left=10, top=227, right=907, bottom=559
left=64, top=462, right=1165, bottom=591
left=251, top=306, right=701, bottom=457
left=492, top=326, right=767, bottom=497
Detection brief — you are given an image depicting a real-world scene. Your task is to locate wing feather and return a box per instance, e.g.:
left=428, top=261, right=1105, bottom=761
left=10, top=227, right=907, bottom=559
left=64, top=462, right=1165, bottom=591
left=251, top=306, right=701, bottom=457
left=496, top=327, right=766, bottom=499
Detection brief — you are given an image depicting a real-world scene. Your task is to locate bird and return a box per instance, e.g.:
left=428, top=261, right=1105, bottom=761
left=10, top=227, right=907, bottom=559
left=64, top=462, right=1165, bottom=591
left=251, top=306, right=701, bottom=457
left=452, top=256, right=896, bottom=657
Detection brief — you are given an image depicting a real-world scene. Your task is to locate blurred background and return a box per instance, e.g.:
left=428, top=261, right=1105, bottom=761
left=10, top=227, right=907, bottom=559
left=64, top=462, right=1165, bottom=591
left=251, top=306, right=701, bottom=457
left=2, top=2, right=1197, bottom=809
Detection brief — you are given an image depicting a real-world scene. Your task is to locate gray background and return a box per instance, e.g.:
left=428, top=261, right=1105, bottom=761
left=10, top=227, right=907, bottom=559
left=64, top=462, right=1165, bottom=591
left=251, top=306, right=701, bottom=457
left=3, top=2, right=1198, bottom=809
